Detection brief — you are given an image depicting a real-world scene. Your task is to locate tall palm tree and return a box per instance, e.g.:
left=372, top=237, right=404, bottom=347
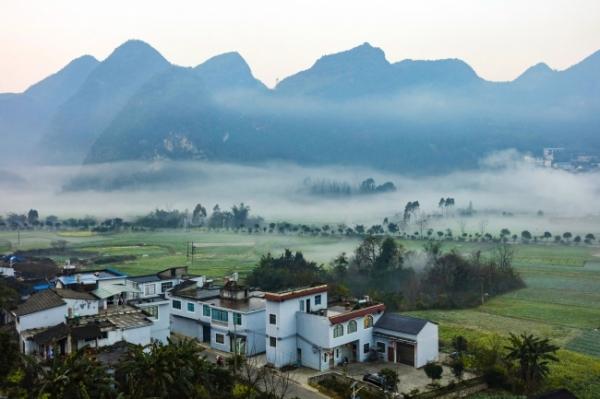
left=505, top=333, right=559, bottom=395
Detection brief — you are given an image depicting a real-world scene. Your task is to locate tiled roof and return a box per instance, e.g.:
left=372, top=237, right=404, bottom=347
left=31, top=323, right=69, bottom=345
left=54, top=288, right=97, bottom=300
left=13, top=290, right=65, bottom=316
left=374, top=313, right=430, bottom=335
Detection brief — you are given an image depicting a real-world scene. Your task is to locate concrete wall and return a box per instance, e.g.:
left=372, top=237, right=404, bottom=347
left=416, top=322, right=439, bottom=368
left=16, top=305, right=66, bottom=333
left=64, top=298, right=98, bottom=317
left=122, top=325, right=152, bottom=347
left=171, top=315, right=202, bottom=339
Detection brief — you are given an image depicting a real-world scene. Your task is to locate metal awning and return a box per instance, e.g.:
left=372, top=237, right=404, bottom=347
left=93, top=284, right=141, bottom=299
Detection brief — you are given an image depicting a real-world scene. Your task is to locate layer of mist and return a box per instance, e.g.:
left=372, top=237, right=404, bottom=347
left=1, top=151, right=599, bottom=235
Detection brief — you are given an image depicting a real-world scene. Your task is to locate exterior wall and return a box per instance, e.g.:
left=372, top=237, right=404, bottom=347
left=171, top=315, right=203, bottom=339
left=64, top=298, right=99, bottom=317
left=168, top=293, right=265, bottom=355
left=416, top=322, right=439, bottom=367
left=296, top=337, right=321, bottom=370
left=211, top=327, right=230, bottom=352
left=137, top=279, right=179, bottom=299
left=241, top=310, right=266, bottom=356
left=265, top=290, right=327, bottom=368
left=15, top=305, right=67, bottom=333
left=0, top=267, right=15, bottom=277
left=122, top=326, right=152, bottom=346
left=136, top=301, right=170, bottom=343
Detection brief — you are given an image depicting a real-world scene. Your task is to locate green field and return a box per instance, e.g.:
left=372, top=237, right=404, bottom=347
left=2, top=230, right=600, bottom=397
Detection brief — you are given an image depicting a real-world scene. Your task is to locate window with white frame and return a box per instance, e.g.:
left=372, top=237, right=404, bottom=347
left=377, top=342, right=386, bottom=353
left=145, top=284, right=156, bottom=296
left=145, top=306, right=159, bottom=319
left=233, top=312, right=242, bottom=325
left=187, top=302, right=195, bottom=312
left=315, top=294, right=322, bottom=305
left=161, top=282, right=173, bottom=292
left=347, top=320, right=357, bottom=333
left=216, top=334, right=225, bottom=344
left=364, top=315, right=373, bottom=328
left=172, top=300, right=181, bottom=309
left=333, top=324, right=344, bottom=338
left=269, top=337, right=277, bottom=347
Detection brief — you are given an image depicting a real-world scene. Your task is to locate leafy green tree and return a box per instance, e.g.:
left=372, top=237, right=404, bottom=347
left=450, top=357, right=465, bottom=380
left=505, top=333, right=559, bottom=395
left=116, top=338, right=233, bottom=399
left=423, top=362, right=443, bottom=385
left=36, top=349, right=116, bottom=399
left=452, top=335, right=468, bottom=354
left=245, top=250, right=324, bottom=291
left=379, top=368, right=399, bottom=391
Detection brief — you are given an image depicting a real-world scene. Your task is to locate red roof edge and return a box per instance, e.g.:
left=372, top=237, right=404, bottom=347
left=328, top=303, right=385, bottom=324
left=264, top=285, right=328, bottom=302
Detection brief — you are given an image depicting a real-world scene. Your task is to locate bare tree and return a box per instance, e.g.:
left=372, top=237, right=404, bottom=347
left=478, top=219, right=488, bottom=236
left=261, top=367, right=294, bottom=399
left=493, top=242, right=514, bottom=269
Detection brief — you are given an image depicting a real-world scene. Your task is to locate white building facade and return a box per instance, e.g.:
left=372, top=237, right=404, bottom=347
left=265, top=285, right=438, bottom=371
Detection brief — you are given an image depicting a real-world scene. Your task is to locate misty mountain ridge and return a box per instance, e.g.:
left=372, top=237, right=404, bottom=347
left=1, top=39, right=599, bottom=173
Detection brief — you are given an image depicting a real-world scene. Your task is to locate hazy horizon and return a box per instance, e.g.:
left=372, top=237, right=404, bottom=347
left=2, top=0, right=600, bottom=92
left=1, top=151, right=599, bottom=236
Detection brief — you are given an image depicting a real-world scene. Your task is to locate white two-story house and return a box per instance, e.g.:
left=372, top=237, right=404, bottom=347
left=167, top=278, right=266, bottom=356
left=265, top=284, right=438, bottom=370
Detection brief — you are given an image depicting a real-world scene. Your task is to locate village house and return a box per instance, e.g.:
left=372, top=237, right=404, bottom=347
left=265, top=284, right=438, bottom=371
left=126, top=266, right=191, bottom=343
left=167, top=276, right=266, bottom=356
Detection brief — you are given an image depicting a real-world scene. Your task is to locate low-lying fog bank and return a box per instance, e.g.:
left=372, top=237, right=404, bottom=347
left=1, top=151, right=599, bottom=235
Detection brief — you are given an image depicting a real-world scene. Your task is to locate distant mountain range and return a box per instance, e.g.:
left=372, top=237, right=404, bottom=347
left=1, top=40, right=599, bottom=173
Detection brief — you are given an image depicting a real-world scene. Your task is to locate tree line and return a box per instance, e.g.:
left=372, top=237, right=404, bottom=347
left=246, top=237, right=524, bottom=311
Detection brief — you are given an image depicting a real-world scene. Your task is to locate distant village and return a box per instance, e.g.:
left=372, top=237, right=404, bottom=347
left=524, top=147, right=600, bottom=172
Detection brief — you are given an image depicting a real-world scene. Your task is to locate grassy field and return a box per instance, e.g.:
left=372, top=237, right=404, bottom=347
left=1, top=229, right=599, bottom=397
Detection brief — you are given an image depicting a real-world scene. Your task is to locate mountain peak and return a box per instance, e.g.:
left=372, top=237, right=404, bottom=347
left=196, top=52, right=251, bottom=74
left=105, top=39, right=169, bottom=66
left=516, top=62, right=555, bottom=82
left=314, top=42, right=388, bottom=68
left=195, top=52, right=266, bottom=92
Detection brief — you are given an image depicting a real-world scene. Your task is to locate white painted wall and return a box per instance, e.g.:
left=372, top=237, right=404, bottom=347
left=136, top=301, right=171, bottom=343
left=15, top=305, right=66, bottom=333
left=416, top=322, right=439, bottom=367
left=265, top=290, right=327, bottom=368
left=0, top=267, right=15, bottom=277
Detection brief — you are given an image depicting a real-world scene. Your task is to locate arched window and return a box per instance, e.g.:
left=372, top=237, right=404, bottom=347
left=333, top=324, right=344, bottom=338
left=364, top=315, right=373, bottom=329
left=347, top=320, right=357, bottom=333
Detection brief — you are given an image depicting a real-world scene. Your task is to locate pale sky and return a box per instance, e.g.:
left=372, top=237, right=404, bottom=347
left=1, top=0, right=599, bottom=92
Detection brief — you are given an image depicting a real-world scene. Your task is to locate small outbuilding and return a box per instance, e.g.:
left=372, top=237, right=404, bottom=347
left=373, top=313, right=438, bottom=368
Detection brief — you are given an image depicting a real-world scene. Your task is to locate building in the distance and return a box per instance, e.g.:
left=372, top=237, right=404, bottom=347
left=264, top=284, right=438, bottom=371
left=167, top=277, right=266, bottom=356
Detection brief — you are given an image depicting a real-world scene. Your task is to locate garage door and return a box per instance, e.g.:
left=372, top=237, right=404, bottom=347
left=396, top=342, right=415, bottom=366
left=171, top=316, right=201, bottom=339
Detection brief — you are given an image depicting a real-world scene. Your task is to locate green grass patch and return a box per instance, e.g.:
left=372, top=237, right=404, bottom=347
left=565, top=330, right=600, bottom=358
